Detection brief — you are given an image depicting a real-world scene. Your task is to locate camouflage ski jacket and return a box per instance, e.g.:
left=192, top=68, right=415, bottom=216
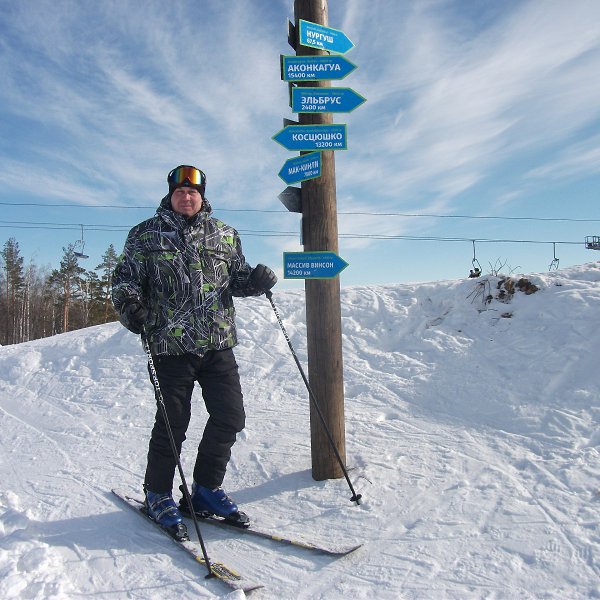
left=112, top=195, right=262, bottom=356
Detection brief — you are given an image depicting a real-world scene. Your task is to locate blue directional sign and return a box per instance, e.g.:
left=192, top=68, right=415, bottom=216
left=272, top=124, right=347, bottom=151
left=299, top=19, right=354, bottom=55
left=281, top=55, right=357, bottom=81
left=278, top=152, right=322, bottom=185
left=284, top=251, right=349, bottom=279
left=292, top=87, right=366, bottom=113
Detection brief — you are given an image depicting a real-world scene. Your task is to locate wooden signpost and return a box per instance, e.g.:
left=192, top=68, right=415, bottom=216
left=274, top=0, right=364, bottom=481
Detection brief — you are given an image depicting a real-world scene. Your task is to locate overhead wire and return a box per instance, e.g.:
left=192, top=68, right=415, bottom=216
left=0, top=220, right=587, bottom=245
left=0, top=201, right=598, bottom=223
left=0, top=199, right=595, bottom=248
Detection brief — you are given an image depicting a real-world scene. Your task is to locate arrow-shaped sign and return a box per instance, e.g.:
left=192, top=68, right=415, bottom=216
left=278, top=152, right=322, bottom=185
left=298, top=19, right=354, bottom=54
left=272, top=124, right=347, bottom=151
left=281, top=55, right=357, bottom=81
left=284, top=251, right=349, bottom=279
left=291, top=87, right=366, bottom=113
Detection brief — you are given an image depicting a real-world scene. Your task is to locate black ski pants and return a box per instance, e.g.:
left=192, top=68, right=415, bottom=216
left=144, top=349, right=246, bottom=493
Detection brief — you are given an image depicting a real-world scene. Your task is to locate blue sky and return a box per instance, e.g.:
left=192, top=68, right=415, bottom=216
left=1, top=0, right=599, bottom=288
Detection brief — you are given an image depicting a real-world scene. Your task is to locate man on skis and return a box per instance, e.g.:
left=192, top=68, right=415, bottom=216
left=112, top=164, right=276, bottom=536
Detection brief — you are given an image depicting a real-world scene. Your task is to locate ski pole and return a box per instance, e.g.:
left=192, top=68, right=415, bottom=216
left=142, top=333, right=215, bottom=579
left=264, top=291, right=362, bottom=505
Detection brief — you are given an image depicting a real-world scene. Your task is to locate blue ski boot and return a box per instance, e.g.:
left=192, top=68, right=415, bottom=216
left=145, top=490, right=188, bottom=540
left=191, top=483, right=239, bottom=518
left=183, top=483, right=248, bottom=527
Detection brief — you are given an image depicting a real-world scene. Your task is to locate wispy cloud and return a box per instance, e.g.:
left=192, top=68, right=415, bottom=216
left=526, top=134, right=600, bottom=181
left=0, top=0, right=289, bottom=208
left=340, top=0, right=600, bottom=207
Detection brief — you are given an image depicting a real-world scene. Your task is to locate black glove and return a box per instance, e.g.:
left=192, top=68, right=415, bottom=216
left=120, top=299, right=149, bottom=335
left=250, top=264, right=277, bottom=293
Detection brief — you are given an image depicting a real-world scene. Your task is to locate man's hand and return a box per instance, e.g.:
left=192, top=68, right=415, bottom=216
left=250, top=264, right=277, bottom=293
left=121, top=300, right=149, bottom=335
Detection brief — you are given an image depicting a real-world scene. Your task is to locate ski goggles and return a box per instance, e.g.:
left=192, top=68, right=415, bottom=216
left=167, top=165, right=206, bottom=187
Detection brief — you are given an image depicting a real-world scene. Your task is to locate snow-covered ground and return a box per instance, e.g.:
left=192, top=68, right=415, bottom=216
left=1, top=263, right=599, bottom=599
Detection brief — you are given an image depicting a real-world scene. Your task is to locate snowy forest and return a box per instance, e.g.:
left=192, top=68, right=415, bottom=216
left=0, top=237, right=118, bottom=344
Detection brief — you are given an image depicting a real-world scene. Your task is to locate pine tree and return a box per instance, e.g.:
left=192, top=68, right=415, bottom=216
left=26, top=263, right=53, bottom=340
left=1, top=238, right=25, bottom=344
left=49, top=244, right=86, bottom=333
left=96, top=244, right=119, bottom=323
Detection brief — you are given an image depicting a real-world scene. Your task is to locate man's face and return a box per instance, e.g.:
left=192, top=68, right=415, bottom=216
left=171, top=186, right=203, bottom=217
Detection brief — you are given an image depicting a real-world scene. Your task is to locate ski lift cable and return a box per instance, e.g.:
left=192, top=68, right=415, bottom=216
left=1, top=201, right=600, bottom=224
left=0, top=220, right=589, bottom=246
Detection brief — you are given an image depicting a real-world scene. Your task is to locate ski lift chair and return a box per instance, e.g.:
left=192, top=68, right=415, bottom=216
left=585, top=236, right=600, bottom=250
left=548, top=242, right=559, bottom=271
left=74, top=225, right=89, bottom=259
left=468, top=240, right=482, bottom=278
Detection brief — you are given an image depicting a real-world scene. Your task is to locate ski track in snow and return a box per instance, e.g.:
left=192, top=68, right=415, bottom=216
left=1, top=264, right=599, bottom=598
